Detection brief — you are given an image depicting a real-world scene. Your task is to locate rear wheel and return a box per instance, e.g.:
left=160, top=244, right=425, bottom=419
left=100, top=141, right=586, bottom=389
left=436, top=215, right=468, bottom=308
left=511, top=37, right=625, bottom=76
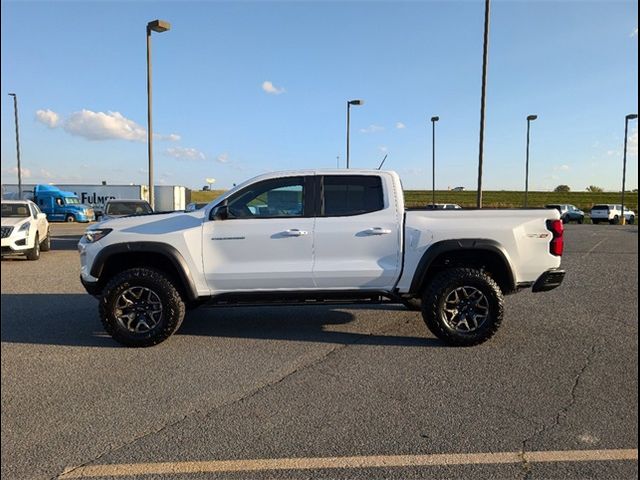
left=629, top=216, right=635, bottom=225
left=421, top=268, right=504, bottom=346
left=99, top=268, right=186, bottom=347
left=610, top=216, right=619, bottom=225
left=40, top=228, right=51, bottom=252
left=577, top=217, right=584, bottom=224
left=26, top=234, right=40, bottom=261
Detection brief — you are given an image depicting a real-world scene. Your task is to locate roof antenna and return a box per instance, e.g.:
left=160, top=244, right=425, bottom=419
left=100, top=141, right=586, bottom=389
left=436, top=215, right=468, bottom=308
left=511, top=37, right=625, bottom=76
left=377, top=154, right=388, bottom=170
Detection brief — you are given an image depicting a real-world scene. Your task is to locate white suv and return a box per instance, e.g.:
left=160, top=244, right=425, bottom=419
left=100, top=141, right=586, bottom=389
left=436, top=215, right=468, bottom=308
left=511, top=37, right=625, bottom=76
left=1, top=200, right=51, bottom=260
left=590, top=204, right=636, bottom=225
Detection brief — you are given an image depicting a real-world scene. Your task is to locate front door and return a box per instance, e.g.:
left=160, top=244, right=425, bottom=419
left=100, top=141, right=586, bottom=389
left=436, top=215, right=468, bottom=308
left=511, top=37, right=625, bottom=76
left=202, top=175, right=316, bottom=293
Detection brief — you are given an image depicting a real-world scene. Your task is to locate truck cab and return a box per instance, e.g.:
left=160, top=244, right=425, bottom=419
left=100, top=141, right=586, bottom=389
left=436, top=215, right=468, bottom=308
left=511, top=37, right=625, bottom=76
left=32, top=185, right=94, bottom=223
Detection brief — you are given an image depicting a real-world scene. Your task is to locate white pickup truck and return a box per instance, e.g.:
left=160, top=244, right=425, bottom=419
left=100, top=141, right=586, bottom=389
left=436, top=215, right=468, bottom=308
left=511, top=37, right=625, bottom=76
left=78, top=170, right=565, bottom=347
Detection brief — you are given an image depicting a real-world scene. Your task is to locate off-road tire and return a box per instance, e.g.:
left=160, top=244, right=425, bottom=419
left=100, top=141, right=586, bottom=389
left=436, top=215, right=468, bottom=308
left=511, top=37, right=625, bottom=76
left=421, top=267, right=504, bottom=346
left=40, top=229, right=51, bottom=252
left=99, top=268, right=185, bottom=347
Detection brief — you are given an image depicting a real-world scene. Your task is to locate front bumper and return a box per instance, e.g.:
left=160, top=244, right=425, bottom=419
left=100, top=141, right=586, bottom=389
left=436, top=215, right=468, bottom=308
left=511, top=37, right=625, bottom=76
left=1, top=231, right=32, bottom=254
left=80, top=275, right=102, bottom=296
left=532, top=269, right=566, bottom=292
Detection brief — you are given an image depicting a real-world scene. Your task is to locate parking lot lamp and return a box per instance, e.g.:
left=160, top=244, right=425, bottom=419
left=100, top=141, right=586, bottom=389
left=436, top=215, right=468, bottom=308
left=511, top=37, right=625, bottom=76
left=524, top=114, right=537, bottom=207
left=430, top=116, right=439, bottom=206
left=621, top=113, right=638, bottom=225
left=146, top=19, right=171, bottom=210
left=8, top=93, right=22, bottom=199
left=346, top=99, right=364, bottom=169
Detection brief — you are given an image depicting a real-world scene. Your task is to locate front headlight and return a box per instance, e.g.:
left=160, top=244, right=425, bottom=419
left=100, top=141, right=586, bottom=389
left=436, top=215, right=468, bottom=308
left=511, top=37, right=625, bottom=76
left=18, top=221, right=31, bottom=232
left=82, top=228, right=112, bottom=243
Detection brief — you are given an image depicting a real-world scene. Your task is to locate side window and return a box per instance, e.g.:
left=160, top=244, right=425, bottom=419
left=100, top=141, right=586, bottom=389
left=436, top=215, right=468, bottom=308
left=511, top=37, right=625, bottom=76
left=322, top=175, right=384, bottom=217
left=226, top=176, right=306, bottom=219
left=29, top=204, right=38, bottom=218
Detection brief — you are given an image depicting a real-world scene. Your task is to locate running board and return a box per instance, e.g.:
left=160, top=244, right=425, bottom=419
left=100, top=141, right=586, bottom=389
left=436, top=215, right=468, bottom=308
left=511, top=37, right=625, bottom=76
left=198, top=290, right=403, bottom=308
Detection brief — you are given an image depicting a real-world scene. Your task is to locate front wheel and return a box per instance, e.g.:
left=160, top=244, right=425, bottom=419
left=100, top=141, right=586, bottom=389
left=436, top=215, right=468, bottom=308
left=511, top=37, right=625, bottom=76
left=65, top=214, right=76, bottom=223
left=577, top=217, right=584, bottom=224
left=421, top=268, right=504, bottom=346
left=99, top=268, right=186, bottom=347
left=26, top=233, right=40, bottom=261
left=40, top=229, right=51, bottom=252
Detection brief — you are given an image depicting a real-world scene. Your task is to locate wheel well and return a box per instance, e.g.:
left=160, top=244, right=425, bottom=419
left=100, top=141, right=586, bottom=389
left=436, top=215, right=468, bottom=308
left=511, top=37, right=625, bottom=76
left=98, top=252, right=192, bottom=300
left=418, top=249, right=515, bottom=295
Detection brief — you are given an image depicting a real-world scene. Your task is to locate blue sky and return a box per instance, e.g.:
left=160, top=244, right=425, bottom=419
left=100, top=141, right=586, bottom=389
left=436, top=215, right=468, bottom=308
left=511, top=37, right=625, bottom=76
left=1, top=0, right=638, bottom=191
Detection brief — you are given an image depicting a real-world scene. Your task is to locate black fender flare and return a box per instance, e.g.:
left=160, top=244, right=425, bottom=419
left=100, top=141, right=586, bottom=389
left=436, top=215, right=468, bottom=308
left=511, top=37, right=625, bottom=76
left=408, top=238, right=516, bottom=295
left=90, top=242, right=199, bottom=301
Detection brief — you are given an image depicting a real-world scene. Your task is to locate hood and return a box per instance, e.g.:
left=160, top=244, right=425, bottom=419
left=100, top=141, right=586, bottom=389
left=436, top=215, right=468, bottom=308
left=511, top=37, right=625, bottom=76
left=94, top=210, right=204, bottom=233
left=1, top=217, right=29, bottom=228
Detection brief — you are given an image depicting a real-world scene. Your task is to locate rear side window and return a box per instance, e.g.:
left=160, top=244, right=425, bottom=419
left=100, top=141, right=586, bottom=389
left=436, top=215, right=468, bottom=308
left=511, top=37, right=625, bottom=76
left=321, top=175, right=384, bottom=216
left=592, top=205, right=609, bottom=210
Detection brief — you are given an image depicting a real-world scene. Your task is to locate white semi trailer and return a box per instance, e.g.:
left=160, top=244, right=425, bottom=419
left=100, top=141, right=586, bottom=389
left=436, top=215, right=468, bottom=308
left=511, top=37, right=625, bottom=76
left=2, top=184, right=186, bottom=214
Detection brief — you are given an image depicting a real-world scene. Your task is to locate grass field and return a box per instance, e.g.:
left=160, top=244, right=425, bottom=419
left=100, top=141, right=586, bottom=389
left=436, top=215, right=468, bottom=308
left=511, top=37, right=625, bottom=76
left=192, top=189, right=637, bottom=212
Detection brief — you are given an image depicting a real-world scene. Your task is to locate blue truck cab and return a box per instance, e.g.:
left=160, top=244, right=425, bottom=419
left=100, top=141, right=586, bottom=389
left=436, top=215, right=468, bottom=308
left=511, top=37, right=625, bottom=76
left=32, top=185, right=94, bottom=223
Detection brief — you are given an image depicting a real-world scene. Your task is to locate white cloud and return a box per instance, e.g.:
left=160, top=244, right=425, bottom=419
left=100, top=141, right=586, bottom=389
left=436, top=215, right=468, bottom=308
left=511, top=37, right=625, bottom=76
left=156, top=133, right=181, bottom=142
left=4, top=166, right=32, bottom=178
left=39, top=168, right=54, bottom=178
left=631, top=27, right=638, bottom=38
left=60, top=109, right=178, bottom=142
left=629, top=128, right=638, bottom=155
left=216, top=153, right=230, bottom=164
left=378, top=145, right=388, bottom=153
left=395, top=122, right=406, bottom=129
left=35, top=109, right=60, bottom=128
left=165, top=147, right=206, bottom=161
left=553, top=164, right=570, bottom=172
left=262, top=81, right=285, bottom=95
left=359, top=124, right=384, bottom=134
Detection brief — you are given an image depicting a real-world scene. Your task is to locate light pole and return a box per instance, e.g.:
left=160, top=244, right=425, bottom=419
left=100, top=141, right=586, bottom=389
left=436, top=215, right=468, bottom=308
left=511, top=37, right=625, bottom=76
left=430, top=116, right=439, bottom=206
left=621, top=113, right=638, bottom=225
left=346, top=99, right=364, bottom=169
left=8, top=93, right=22, bottom=199
left=476, top=0, right=491, bottom=208
left=146, top=19, right=171, bottom=210
left=524, top=114, right=537, bottom=207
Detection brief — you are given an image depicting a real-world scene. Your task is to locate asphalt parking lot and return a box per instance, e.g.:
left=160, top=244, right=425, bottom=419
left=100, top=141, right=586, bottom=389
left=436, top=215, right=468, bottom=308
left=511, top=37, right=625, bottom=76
left=1, top=223, right=638, bottom=480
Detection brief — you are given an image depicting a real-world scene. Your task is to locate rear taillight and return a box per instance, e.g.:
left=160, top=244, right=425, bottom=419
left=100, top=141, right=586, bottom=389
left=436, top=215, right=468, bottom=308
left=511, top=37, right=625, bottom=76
left=547, top=219, right=564, bottom=256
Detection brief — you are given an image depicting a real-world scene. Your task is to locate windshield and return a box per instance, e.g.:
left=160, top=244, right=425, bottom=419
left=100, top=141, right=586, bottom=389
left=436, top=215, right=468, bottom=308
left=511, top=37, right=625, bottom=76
left=106, top=201, right=153, bottom=216
left=65, top=197, right=80, bottom=204
left=1, top=203, right=30, bottom=218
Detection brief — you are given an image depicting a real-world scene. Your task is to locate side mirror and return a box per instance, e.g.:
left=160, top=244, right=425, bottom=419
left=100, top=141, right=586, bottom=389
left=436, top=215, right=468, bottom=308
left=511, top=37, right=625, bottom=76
left=211, top=204, right=230, bottom=221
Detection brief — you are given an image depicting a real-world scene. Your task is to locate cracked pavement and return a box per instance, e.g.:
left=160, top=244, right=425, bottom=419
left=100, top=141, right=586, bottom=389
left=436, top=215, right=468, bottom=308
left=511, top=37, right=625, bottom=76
left=1, top=224, right=638, bottom=479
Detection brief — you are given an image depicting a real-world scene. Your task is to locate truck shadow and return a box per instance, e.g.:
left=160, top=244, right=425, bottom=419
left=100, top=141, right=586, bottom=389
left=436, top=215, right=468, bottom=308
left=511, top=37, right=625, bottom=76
left=1, top=294, right=442, bottom=348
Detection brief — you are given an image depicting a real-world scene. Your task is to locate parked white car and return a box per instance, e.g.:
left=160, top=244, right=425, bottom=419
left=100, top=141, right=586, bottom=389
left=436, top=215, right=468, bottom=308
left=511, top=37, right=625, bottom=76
left=426, top=203, right=462, bottom=210
left=590, top=204, right=635, bottom=225
left=1, top=200, right=51, bottom=260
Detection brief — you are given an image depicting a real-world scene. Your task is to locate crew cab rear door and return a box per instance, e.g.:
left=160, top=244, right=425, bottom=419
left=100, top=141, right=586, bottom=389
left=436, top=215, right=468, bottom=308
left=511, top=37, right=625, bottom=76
left=202, top=175, right=316, bottom=292
left=312, top=174, right=402, bottom=289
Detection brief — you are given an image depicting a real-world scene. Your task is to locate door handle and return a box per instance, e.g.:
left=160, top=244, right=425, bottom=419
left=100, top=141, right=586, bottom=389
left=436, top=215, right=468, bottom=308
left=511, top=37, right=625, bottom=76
left=284, top=229, right=308, bottom=237
left=365, top=227, right=392, bottom=235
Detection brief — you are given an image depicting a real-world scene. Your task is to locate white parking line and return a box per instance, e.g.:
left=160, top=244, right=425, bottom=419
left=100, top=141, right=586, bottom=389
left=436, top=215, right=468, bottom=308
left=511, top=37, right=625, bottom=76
left=59, top=448, right=638, bottom=478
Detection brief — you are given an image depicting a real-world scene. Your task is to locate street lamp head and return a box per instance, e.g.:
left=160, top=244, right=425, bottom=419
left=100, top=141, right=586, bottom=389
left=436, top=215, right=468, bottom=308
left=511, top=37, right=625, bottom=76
left=431, top=116, right=439, bottom=122
left=626, top=114, right=638, bottom=120
left=147, top=19, right=171, bottom=33
left=348, top=99, right=364, bottom=106
left=527, top=114, right=538, bottom=121
left=8, top=93, right=16, bottom=97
